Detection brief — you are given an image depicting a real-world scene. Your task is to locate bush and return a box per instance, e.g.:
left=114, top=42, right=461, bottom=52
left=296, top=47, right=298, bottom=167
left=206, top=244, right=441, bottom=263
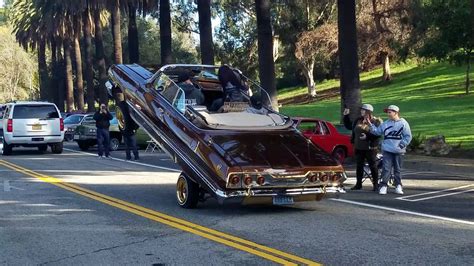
left=409, top=133, right=426, bottom=151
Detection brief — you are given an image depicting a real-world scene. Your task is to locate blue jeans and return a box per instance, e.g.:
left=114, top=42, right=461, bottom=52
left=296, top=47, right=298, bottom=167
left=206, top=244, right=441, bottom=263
left=124, top=134, right=139, bottom=160
left=96, top=128, right=110, bottom=157
left=381, top=151, right=403, bottom=186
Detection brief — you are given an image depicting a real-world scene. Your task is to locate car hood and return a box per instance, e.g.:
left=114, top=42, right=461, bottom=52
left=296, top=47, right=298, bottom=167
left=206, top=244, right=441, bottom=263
left=211, top=133, right=339, bottom=169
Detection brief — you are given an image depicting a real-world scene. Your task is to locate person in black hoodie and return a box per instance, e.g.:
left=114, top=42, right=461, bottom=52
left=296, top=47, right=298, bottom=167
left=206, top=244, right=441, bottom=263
left=93, top=103, right=113, bottom=158
left=344, top=104, right=382, bottom=191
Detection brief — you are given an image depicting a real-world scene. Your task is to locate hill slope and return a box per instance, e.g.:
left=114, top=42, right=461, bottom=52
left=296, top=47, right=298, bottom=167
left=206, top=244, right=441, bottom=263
left=280, top=62, right=474, bottom=150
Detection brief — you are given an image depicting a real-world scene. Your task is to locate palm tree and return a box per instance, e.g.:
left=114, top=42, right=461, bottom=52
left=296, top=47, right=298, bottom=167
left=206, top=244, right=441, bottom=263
left=11, top=0, right=49, bottom=101
left=110, top=0, right=123, bottom=64
left=197, top=0, right=214, bottom=65
left=160, top=0, right=172, bottom=65
left=94, top=8, right=110, bottom=104
left=127, top=0, right=158, bottom=63
left=73, top=14, right=85, bottom=111
left=83, top=1, right=95, bottom=112
left=337, top=0, right=361, bottom=121
left=255, top=0, right=277, bottom=110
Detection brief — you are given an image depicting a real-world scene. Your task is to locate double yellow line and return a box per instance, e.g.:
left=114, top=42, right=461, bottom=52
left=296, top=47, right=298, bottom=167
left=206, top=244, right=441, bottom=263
left=0, top=159, right=320, bottom=266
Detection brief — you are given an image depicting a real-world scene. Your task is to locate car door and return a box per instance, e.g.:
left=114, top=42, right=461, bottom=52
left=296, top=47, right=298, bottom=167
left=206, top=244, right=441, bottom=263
left=12, top=104, right=61, bottom=137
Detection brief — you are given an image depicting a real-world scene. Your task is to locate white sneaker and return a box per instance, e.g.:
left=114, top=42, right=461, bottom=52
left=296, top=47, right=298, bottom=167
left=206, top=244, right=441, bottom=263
left=395, top=185, right=404, bottom=195
left=379, top=186, right=387, bottom=195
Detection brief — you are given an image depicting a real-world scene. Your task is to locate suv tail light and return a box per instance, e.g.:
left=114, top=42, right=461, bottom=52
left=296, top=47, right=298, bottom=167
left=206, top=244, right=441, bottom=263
left=7, top=119, right=13, bottom=132
left=60, top=118, right=64, bottom=131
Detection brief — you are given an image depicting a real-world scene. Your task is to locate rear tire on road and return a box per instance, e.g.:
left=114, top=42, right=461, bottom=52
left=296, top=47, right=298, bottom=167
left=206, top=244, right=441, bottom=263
left=2, top=139, right=12, bottom=155
left=176, top=173, right=199, bottom=209
left=332, top=146, right=346, bottom=164
left=51, top=142, right=63, bottom=154
left=38, top=145, right=48, bottom=152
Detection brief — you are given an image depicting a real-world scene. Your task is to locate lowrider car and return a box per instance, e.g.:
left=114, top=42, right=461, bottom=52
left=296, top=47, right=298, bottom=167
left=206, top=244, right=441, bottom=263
left=107, top=64, right=346, bottom=208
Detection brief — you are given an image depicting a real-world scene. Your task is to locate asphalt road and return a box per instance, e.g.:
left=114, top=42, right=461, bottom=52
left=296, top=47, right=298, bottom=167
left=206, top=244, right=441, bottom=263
left=0, top=142, right=473, bottom=265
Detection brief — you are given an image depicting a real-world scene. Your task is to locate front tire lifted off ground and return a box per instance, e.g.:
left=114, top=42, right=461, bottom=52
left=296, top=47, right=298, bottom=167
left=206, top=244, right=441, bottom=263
left=176, top=172, right=199, bottom=209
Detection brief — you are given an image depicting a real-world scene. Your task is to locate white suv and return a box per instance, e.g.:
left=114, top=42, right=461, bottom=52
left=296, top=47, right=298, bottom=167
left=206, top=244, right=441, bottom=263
left=2, top=101, right=65, bottom=155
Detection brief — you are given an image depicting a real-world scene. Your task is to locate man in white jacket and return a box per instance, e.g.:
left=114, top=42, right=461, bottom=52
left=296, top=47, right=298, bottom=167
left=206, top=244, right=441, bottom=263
left=368, top=105, right=412, bottom=195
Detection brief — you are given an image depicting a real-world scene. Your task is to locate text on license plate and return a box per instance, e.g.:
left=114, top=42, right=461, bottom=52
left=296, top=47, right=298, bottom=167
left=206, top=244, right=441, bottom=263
left=73, top=135, right=80, bottom=140
left=273, top=196, right=294, bottom=205
left=32, top=124, right=42, bottom=130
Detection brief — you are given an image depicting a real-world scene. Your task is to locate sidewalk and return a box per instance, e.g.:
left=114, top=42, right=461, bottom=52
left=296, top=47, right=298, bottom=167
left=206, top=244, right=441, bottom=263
left=403, top=154, right=474, bottom=178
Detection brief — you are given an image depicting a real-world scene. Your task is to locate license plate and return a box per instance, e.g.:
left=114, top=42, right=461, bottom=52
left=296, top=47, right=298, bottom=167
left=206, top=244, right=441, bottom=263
left=73, top=135, right=80, bottom=140
left=32, top=124, right=42, bottom=130
left=272, top=196, right=294, bottom=205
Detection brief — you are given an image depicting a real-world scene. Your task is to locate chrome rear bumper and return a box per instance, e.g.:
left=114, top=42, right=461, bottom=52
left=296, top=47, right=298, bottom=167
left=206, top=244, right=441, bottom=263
left=216, top=186, right=346, bottom=205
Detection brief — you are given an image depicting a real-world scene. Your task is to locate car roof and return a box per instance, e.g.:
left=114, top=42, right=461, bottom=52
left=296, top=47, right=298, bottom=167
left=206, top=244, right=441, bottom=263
left=8, top=101, right=56, bottom=105
left=292, top=117, right=328, bottom=123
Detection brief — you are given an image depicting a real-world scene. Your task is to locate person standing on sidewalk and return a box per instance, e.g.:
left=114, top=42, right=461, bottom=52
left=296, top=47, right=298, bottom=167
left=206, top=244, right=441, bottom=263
left=343, top=104, right=383, bottom=191
left=118, top=101, right=140, bottom=161
left=93, top=104, right=113, bottom=158
left=368, top=105, right=412, bottom=195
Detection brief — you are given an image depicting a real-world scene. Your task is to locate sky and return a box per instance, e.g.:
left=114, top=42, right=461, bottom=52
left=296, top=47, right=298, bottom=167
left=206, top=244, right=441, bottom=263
left=0, top=1, right=4, bottom=8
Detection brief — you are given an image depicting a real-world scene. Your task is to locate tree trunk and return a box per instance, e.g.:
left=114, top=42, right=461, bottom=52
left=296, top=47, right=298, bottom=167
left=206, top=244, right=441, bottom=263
left=255, top=0, right=278, bottom=111
left=303, top=62, right=316, bottom=97
left=37, top=39, right=48, bottom=101
left=466, top=50, right=471, bottom=94
left=95, top=9, right=109, bottom=105
left=382, top=52, right=392, bottom=81
left=50, top=40, right=59, bottom=107
left=111, top=0, right=123, bottom=64
left=337, top=0, right=361, bottom=123
left=56, top=39, right=66, bottom=112
left=128, top=2, right=139, bottom=63
left=73, top=16, right=85, bottom=112
left=197, top=0, right=215, bottom=65
left=160, top=0, right=172, bottom=65
left=83, top=6, right=95, bottom=112
left=63, top=40, right=75, bottom=112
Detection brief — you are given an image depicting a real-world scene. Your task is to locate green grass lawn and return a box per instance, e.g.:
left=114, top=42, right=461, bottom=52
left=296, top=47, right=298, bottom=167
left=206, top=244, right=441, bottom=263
left=280, top=62, right=474, bottom=150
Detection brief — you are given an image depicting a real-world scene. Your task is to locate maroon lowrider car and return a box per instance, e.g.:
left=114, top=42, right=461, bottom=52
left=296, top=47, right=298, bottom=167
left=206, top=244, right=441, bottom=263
left=107, top=64, right=346, bottom=208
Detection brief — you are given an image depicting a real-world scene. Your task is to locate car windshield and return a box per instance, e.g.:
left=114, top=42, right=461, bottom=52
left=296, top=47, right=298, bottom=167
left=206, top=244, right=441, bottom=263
left=64, top=115, right=84, bottom=124
left=12, top=104, right=59, bottom=119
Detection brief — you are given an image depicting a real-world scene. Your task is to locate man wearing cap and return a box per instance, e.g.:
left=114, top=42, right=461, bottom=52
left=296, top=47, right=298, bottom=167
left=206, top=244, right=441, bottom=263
left=343, top=104, right=383, bottom=191
left=368, top=105, right=412, bottom=195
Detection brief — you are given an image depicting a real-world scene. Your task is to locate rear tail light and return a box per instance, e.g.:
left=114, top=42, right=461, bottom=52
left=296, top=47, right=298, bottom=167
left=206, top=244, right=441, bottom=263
left=230, top=174, right=241, bottom=185
left=60, top=118, right=64, bottom=131
left=319, top=173, right=329, bottom=182
left=331, top=173, right=341, bottom=182
left=243, top=175, right=252, bottom=186
left=257, top=175, right=265, bottom=185
left=7, top=119, right=13, bottom=132
left=308, top=173, right=318, bottom=183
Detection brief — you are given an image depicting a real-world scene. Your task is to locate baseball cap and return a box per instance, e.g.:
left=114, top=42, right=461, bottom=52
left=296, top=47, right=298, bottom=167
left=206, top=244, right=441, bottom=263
left=361, top=104, right=374, bottom=112
left=384, top=105, right=400, bottom=113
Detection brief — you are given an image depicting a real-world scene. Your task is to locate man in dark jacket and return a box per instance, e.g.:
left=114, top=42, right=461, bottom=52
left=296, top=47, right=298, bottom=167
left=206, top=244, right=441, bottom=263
left=344, top=104, right=382, bottom=191
left=117, top=101, right=140, bottom=161
left=93, top=103, right=113, bottom=158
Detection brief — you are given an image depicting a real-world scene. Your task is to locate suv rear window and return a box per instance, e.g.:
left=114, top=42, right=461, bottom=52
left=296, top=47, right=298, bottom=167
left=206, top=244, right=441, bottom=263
left=12, top=105, right=59, bottom=119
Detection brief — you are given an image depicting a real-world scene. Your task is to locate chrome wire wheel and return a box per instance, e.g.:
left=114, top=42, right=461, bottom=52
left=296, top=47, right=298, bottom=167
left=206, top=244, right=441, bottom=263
left=176, top=173, right=199, bottom=208
left=176, top=176, right=188, bottom=205
left=115, top=106, right=126, bottom=130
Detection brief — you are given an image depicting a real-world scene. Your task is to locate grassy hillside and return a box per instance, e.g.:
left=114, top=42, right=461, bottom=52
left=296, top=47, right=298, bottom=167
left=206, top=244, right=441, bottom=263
left=280, top=62, right=474, bottom=150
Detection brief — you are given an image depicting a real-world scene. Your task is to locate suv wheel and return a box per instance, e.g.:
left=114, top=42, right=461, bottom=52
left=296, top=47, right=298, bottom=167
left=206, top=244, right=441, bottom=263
left=50, top=142, right=63, bottom=154
left=77, top=140, right=89, bottom=151
left=2, top=139, right=12, bottom=156
left=38, top=145, right=48, bottom=152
